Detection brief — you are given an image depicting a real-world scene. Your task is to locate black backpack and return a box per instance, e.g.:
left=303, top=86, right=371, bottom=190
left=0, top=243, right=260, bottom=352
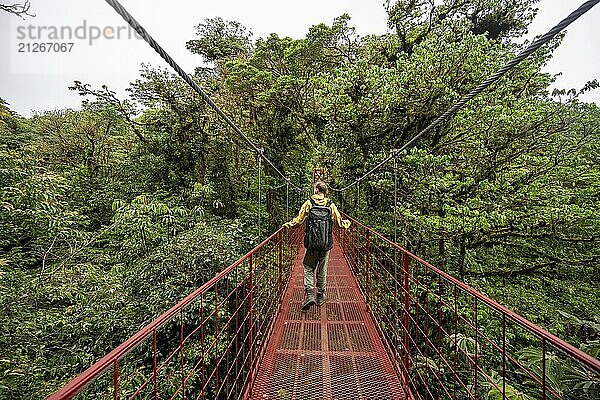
left=304, top=198, right=334, bottom=251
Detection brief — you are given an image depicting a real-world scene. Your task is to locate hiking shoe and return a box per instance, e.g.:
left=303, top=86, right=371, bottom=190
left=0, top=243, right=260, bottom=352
left=316, top=292, right=326, bottom=306
left=301, top=292, right=315, bottom=310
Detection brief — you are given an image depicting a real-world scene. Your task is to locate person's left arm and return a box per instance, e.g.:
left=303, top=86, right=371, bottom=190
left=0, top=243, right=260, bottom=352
left=283, top=200, right=311, bottom=229
left=330, top=203, right=351, bottom=229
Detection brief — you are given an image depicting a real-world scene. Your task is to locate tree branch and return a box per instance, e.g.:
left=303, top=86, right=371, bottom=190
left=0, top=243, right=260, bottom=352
left=0, top=1, right=34, bottom=19
left=468, top=260, right=557, bottom=278
left=69, top=81, right=147, bottom=143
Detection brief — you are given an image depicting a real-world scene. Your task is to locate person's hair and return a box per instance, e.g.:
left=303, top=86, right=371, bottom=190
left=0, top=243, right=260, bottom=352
left=314, top=181, right=327, bottom=195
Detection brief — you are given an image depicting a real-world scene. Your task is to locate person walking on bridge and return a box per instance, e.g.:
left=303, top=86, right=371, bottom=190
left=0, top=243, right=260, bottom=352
left=283, top=181, right=351, bottom=310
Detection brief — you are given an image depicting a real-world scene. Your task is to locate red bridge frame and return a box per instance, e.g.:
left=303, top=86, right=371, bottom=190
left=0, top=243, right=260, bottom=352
left=339, top=214, right=600, bottom=400
left=48, top=216, right=600, bottom=399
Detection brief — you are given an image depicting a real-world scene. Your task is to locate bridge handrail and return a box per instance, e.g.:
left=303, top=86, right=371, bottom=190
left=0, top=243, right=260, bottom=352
left=343, top=213, right=600, bottom=374
left=48, top=227, right=293, bottom=400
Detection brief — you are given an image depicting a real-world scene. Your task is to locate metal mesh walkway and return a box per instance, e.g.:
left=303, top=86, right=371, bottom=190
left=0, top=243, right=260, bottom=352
left=249, top=238, right=406, bottom=399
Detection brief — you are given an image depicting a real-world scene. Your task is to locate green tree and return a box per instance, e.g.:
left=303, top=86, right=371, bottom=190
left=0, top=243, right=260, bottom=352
left=186, top=17, right=253, bottom=63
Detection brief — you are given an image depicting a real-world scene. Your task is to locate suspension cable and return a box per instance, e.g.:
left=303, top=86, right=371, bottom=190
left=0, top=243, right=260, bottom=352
left=330, top=0, right=600, bottom=193
left=257, top=150, right=262, bottom=237
left=356, top=180, right=361, bottom=216
left=104, top=0, right=301, bottom=191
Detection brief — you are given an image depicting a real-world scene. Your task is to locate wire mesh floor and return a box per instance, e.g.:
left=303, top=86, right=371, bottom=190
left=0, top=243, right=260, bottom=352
left=249, top=238, right=406, bottom=399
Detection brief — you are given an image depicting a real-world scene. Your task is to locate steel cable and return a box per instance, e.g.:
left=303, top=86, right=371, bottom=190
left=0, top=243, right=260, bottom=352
left=258, top=153, right=262, bottom=237
left=330, top=0, right=600, bottom=192
left=104, top=0, right=301, bottom=191
left=356, top=181, right=361, bottom=217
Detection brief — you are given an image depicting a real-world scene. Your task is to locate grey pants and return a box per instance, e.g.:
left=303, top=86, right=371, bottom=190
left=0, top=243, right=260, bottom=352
left=303, top=249, right=330, bottom=293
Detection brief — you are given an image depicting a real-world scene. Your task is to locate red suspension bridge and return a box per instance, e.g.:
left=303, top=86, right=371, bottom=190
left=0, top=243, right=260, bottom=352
left=49, top=215, right=600, bottom=400
left=46, top=1, right=600, bottom=398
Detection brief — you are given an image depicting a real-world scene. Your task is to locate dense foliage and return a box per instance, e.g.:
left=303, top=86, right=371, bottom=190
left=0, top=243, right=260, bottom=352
left=1, top=0, right=598, bottom=398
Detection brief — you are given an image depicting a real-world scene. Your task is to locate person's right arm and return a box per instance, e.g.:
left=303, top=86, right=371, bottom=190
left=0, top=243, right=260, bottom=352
left=330, top=203, right=351, bottom=229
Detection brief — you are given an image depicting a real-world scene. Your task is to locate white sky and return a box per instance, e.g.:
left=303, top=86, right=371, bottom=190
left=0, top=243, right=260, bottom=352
left=0, top=0, right=599, bottom=116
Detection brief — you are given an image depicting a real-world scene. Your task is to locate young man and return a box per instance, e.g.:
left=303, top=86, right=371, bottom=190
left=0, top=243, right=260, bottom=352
left=283, top=181, right=351, bottom=310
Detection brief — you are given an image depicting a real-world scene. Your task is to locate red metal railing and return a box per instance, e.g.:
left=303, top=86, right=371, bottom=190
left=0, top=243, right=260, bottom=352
left=338, top=215, right=600, bottom=400
left=49, top=227, right=302, bottom=400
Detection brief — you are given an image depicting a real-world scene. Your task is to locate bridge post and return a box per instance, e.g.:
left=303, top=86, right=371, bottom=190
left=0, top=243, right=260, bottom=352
left=312, top=168, right=326, bottom=183
left=114, top=359, right=119, bottom=400
left=403, top=252, right=410, bottom=377
left=249, top=253, right=254, bottom=392
left=153, top=329, right=158, bottom=399
left=215, top=282, right=220, bottom=393
left=278, top=230, right=283, bottom=301
left=180, top=310, right=185, bottom=398
left=365, top=230, right=371, bottom=303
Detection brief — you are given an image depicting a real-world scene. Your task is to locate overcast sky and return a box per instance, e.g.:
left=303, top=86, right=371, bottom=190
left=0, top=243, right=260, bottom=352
left=0, top=0, right=599, bottom=116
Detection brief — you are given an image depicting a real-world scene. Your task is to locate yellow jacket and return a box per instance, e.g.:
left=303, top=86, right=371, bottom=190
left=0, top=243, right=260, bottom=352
left=284, top=194, right=351, bottom=229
